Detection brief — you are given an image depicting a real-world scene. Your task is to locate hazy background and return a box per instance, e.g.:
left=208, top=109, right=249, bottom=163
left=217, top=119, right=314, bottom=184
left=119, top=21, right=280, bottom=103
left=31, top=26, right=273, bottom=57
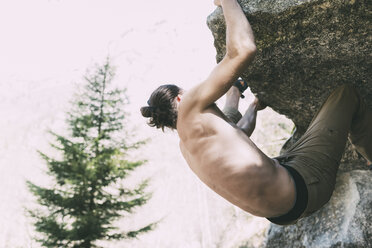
left=0, top=0, right=293, bottom=247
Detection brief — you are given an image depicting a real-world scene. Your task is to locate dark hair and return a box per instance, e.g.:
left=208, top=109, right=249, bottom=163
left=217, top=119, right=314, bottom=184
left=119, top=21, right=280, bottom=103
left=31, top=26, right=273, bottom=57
left=140, top=84, right=181, bottom=130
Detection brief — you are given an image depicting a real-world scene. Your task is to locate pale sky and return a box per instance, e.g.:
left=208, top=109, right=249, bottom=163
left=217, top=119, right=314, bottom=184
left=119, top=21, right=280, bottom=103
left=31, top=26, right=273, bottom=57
left=0, top=0, right=215, bottom=81
left=0, top=0, right=219, bottom=123
left=0, top=1, right=290, bottom=247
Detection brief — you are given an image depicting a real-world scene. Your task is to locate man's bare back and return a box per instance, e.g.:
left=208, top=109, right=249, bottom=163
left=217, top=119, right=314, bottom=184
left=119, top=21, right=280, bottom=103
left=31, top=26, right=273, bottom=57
left=177, top=91, right=295, bottom=217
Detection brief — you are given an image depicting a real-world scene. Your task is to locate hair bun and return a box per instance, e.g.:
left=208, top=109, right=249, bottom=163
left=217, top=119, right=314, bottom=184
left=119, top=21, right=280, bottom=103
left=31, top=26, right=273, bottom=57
left=140, top=84, right=181, bottom=130
left=140, top=106, right=154, bottom=118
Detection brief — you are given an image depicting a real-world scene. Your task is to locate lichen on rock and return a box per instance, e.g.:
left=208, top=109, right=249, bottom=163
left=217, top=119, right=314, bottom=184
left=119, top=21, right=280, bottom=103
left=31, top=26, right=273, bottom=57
left=207, top=0, right=371, bottom=162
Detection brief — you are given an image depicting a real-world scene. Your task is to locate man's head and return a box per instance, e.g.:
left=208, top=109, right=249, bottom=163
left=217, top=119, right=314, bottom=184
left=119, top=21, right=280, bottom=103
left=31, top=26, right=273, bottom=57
left=140, top=84, right=182, bottom=131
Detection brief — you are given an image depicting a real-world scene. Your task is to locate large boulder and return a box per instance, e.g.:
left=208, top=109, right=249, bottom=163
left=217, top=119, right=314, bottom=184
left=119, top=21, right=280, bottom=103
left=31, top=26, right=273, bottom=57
left=207, top=0, right=371, bottom=247
left=207, top=0, right=371, bottom=162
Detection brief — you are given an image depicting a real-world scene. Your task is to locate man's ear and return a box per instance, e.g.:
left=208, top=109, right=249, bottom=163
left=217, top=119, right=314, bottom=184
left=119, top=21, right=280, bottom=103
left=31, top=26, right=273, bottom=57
left=176, top=95, right=182, bottom=103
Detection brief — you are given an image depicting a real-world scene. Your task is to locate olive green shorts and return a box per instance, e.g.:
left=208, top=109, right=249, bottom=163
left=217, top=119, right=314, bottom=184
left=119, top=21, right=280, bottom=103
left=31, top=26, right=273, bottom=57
left=271, top=84, right=372, bottom=225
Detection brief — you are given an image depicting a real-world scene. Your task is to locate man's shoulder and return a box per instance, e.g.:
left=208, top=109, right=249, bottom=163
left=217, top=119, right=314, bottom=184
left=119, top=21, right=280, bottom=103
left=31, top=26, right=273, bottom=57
left=178, top=84, right=207, bottom=115
left=177, top=91, right=204, bottom=129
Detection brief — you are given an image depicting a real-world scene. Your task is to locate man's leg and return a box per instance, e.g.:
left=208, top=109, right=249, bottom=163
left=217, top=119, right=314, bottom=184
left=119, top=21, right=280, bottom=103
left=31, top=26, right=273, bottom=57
left=286, top=85, right=358, bottom=160
left=291, top=84, right=372, bottom=163
left=348, top=90, right=372, bottom=162
left=273, top=84, right=369, bottom=224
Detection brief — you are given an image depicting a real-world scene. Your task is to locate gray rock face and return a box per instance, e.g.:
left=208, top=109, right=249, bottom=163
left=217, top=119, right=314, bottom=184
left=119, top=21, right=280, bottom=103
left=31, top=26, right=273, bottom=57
left=265, top=170, right=372, bottom=248
left=207, top=0, right=371, bottom=161
left=207, top=1, right=371, bottom=247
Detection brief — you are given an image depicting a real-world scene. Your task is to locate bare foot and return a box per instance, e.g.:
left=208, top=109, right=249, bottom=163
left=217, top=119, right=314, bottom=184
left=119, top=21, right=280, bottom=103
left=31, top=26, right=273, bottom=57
left=214, top=0, right=221, bottom=6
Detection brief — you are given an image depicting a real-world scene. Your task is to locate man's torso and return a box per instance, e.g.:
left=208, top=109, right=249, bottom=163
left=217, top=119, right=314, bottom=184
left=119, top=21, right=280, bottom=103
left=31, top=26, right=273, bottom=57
left=177, top=103, right=276, bottom=215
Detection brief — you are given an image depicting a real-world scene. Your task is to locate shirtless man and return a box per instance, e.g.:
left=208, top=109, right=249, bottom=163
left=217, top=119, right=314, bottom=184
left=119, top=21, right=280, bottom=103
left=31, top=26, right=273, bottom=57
left=141, top=0, right=372, bottom=225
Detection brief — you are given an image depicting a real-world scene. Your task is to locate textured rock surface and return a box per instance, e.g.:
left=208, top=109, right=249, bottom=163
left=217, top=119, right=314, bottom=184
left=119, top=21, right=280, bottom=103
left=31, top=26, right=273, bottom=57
left=207, top=0, right=371, bottom=162
left=265, top=170, right=372, bottom=248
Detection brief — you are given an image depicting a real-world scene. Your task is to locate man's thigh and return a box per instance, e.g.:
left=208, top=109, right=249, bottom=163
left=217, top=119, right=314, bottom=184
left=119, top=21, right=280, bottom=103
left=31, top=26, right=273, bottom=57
left=276, top=85, right=359, bottom=219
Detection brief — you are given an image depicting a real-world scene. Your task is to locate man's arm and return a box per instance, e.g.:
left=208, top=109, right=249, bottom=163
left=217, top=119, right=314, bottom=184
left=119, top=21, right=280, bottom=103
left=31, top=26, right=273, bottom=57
left=237, top=98, right=266, bottom=137
left=182, top=0, right=256, bottom=113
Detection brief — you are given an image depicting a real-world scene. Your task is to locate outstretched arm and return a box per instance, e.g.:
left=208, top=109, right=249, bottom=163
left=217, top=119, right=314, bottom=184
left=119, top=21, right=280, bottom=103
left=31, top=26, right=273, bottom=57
left=215, top=0, right=255, bottom=58
left=182, top=0, right=256, bottom=113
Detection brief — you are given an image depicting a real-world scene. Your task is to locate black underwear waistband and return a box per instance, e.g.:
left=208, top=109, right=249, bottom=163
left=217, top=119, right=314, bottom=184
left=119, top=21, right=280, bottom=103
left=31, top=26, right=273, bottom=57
left=267, top=163, right=308, bottom=225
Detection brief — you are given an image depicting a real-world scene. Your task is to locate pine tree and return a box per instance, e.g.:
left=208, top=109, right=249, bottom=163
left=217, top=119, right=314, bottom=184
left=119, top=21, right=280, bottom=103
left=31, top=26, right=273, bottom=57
left=27, top=59, right=154, bottom=248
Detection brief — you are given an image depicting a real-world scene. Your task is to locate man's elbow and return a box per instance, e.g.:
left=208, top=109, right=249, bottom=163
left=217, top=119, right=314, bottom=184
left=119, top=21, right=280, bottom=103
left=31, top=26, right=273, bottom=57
left=240, top=44, right=257, bottom=61
left=227, top=44, right=257, bottom=62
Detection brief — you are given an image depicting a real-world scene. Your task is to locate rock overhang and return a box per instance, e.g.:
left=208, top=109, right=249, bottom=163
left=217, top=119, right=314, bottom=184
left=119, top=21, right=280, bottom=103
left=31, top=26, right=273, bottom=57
left=207, top=0, right=371, bottom=133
